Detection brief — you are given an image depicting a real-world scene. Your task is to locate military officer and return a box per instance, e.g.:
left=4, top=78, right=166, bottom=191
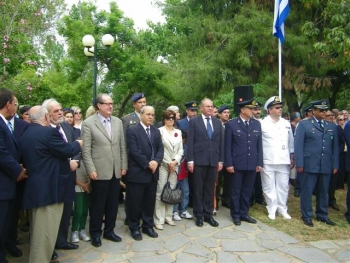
left=177, top=101, right=198, bottom=132
left=121, top=93, right=147, bottom=134
left=224, top=99, right=263, bottom=226
left=294, top=100, right=339, bottom=227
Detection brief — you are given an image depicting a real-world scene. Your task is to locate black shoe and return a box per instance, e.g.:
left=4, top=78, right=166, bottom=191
left=204, top=217, right=219, bottom=227
left=142, top=228, right=158, bottom=238
left=6, top=246, right=22, bottom=257
left=195, top=217, right=203, bottom=227
left=316, top=217, right=336, bottom=226
left=16, top=238, right=23, bottom=245
left=55, top=242, right=79, bottom=250
left=240, top=215, right=257, bottom=224
left=233, top=218, right=241, bottom=226
left=91, top=237, right=102, bottom=247
left=103, top=233, right=122, bottom=242
left=329, top=203, right=340, bottom=211
left=51, top=251, right=58, bottom=261
left=131, top=230, right=142, bottom=241
left=20, top=223, right=30, bottom=232
left=302, top=218, right=314, bottom=227
left=294, top=191, right=300, bottom=197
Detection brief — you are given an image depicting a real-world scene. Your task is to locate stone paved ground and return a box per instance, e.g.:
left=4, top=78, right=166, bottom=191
left=9, top=204, right=350, bottom=263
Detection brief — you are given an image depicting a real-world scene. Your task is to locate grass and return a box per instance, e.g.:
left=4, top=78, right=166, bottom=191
left=249, top=187, right=350, bottom=242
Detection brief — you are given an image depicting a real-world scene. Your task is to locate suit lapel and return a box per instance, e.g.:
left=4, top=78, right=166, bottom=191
left=310, top=119, right=323, bottom=132
left=0, top=118, right=18, bottom=148
left=138, top=123, right=152, bottom=146
left=238, top=118, right=248, bottom=132
left=94, top=115, right=111, bottom=141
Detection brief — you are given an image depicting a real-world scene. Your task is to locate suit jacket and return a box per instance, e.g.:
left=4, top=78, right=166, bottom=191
left=121, top=112, right=140, bottom=134
left=0, top=118, right=22, bottom=200
left=13, top=118, right=30, bottom=141
left=82, top=114, right=128, bottom=180
left=177, top=117, right=189, bottom=132
left=61, top=121, right=80, bottom=161
left=20, top=124, right=81, bottom=209
left=294, top=118, right=339, bottom=174
left=126, top=123, right=164, bottom=183
left=342, top=122, right=350, bottom=172
left=187, top=115, right=224, bottom=167
left=224, top=117, right=263, bottom=170
left=158, top=127, right=183, bottom=169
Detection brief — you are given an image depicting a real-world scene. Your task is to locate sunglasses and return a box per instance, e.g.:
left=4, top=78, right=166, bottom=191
left=274, top=106, right=282, bottom=110
left=75, top=111, right=82, bottom=114
left=165, top=116, right=175, bottom=120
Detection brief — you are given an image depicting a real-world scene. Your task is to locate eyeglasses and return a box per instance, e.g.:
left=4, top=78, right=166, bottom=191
left=75, top=111, right=82, bottom=114
left=339, top=119, right=344, bottom=121
left=326, top=114, right=334, bottom=117
left=99, top=102, right=113, bottom=106
left=165, top=116, right=174, bottom=120
left=274, top=106, right=282, bottom=110
left=318, top=109, right=327, bottom=112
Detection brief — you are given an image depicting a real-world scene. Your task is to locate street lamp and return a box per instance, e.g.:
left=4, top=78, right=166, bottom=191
left=82, top=34, right=115, bottom=100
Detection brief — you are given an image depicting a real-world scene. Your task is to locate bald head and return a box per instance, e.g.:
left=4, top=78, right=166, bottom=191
left=29, top=105, right=49, bottom=126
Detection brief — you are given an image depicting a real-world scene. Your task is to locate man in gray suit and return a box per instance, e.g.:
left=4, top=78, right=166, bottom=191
left=121, top=93, right=146, bottom=134
left=82, top=93, right=128, bottom=247
left=187, top=98, right=224, bottom=227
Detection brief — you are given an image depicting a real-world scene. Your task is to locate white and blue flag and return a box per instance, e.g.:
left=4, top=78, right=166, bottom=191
left=273, top=0, right=290, bottom=43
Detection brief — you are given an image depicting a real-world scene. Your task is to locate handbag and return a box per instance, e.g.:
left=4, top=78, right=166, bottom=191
left=161, top=171, right=182, bottom=204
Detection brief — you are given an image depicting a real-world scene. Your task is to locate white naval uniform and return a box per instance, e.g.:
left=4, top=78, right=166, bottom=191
left=261, top=115, right=294, bottom=215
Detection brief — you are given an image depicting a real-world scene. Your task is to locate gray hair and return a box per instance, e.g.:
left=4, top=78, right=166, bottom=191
left=167, top=105, right=179, bottom=112
left=29, top=106, right=48, bottom=122
left=140, top=105, right=154, bottom=114
left=42, top=98, right=60, bottom=112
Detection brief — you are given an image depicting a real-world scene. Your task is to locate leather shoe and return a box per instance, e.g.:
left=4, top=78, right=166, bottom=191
left=302, top=218, right=314, bottom=227
left=55, top=242, right=79, bottom=250
left=131, top=230, right=142, bottom=241
left=195, top=217, right=203, bottom=227
left=142, top=228, right=158, bottom=238
left=91, top=237, right=102, bottom=247
left=316, top=217, right=336, bottom=226
left=51, top=251, right=58, bottom=261
left=6, top=246, right=22, bottom=257
left=103, top=233, right=122, bottom=242
left=329, top=203, right=340, bottom=211
left=233, top=218, right=241, bottom=226
left=204, top=217, right=219, bottom=227
left=240, top=215, right=257, bottom=224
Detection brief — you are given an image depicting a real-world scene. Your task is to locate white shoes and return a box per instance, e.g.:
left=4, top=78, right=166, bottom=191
left=71, top=231, right=79, bottom=243
left=268, top=213, right=276, bottom=220
left=173, top=212, right=182, bottom=221
left=154, top=223, right=164, bottom=230
left=79, top=230, right=90, bottom=241
left=279, top=212, right=292, bottom=220
left=180, top=211, right=193, bottom=219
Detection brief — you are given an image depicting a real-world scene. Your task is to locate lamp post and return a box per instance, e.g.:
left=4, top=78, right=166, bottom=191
left=82, top=34, right=115, bottom=100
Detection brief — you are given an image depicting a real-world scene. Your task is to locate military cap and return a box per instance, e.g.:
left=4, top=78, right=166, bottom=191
left=218, top=105, right=229, bottom=113
left=237, top=98, right=259, bottom=109
left=131, top=93, right=145, bottom=102
left=303, top=105, right=313, bottom=113
left=311, top=99, right=329, bottom=110
left=184, top=101, right=198, bottom=110
left=264, top=96, right=283, bottom=111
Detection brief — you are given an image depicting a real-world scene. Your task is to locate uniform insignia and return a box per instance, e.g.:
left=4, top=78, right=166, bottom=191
left=285, top=126, right=290, bottom=129
left=327, top=129, right=333, bottom=132
left=253, top=130, right=259, bottom=132
left=237, top=130, right=241, bottom=132
left=312, top=128, right=315, bottom=130
left=311, top=120, right=314, bottom=123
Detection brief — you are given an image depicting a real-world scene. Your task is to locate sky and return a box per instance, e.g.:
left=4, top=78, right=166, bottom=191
left=67, top=0, right=165, bottom=30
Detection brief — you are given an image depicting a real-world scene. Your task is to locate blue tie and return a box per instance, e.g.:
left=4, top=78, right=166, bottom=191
left=7, top=121, right=13, bottom=134
left=206, top=117, right=213, bottom=140
left=146, top=128, right=154, bottom=159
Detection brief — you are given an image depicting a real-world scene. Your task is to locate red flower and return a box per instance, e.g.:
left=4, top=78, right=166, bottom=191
left=174, top=133, right=178, bottom=137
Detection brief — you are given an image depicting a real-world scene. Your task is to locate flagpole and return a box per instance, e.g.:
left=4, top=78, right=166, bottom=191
left=278, top=39, right=282, bottom=100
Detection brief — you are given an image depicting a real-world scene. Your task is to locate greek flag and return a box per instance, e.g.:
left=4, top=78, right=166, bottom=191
left=273, top=0, right=290, bottom=43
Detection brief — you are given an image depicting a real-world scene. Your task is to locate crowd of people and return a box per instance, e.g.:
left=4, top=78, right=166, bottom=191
left=0, top=88, right=349, bottom=263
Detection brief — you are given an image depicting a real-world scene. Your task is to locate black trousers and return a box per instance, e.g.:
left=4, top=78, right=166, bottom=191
left=55, top=201, right=73, bottom=247
left=126, top=180, right=157, bottom=231
left=0, top=199, right=13, bottom=263
left=193, top=165, right=216, bottom=219
left=250, top=172, right=264, bottom=204
left=216, top=167, right=231, bottom=205
left=89, top=176, right=120, bottom=238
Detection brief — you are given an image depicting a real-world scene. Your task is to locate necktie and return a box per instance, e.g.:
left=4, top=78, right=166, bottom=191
left=146, top=127, right=154, bottom=159
left=56, top=125, right=65, bottom=140
left=7, top=121, right=13, bottom=134
left=103, top=119, right=111, bottom=139
left=318, top=121, right=324, bottom=131
left=206, top=117, right=213, bottom=139
left=245, top=121, right=249, bottom=129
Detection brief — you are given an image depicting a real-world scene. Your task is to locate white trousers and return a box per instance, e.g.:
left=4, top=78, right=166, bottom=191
left=261, top=164, right=290, bottom=215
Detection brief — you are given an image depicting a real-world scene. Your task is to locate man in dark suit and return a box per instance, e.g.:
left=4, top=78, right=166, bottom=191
left=4, top=115, right=29, bottom=258
left=41, top=99, right=80, bottom=251
left=187, top=98, right=224, bottom=227
left=177, top=101, right=198, bottom=132
left=19, top=105, right=82, bottom=263
left=82, top=94, right=128, bottom=247
left=126, top=106, right=164, bottom=241
left=0, top=89, right=26, bottom=263
left=224, top=99, right=263, bottom=226
left=294, top=100, right=339, bottom=227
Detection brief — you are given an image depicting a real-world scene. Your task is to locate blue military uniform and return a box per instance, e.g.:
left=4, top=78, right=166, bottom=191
left=121, top=93, right=146, bottom=134
left=224, top=99, right=263, bottom=223
left=294, top=100, right=339, bottom=225
left=177, top=101, right=198, bottom=132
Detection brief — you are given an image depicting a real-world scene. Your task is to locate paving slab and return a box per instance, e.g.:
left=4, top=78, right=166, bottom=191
left=183, top=242, right=214, bottom=259
left=222, top=239, right=265, bottom=252
left=279, top=247, right=339, bottom=263
left=239, top=251, right=294, bottom=263
left=309, top=240, right=340, bottom=250
left=213, top=229, right=248, bottom=239
left=163, top=233, right=191, bottom=252
left=216, top=251, right=240, bottom=263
